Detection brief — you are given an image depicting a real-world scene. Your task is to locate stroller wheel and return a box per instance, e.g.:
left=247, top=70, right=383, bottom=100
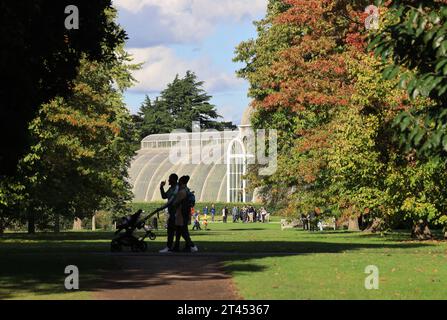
left=131, top=241, right=147, bottom=252
left=111, top=240, right=122, bottom=252
left=149, top=232, right=157, bottom=241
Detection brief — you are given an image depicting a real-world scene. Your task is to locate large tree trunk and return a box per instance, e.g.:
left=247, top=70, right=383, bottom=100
left=27, top=212, right=36, bottom=234
left=72, top=218, right=82, bottom=231
left=411, top=221, right=433, bottom=240
left=348, top=217, right=360, bottom=231
left=363, top=218, right=385, bottom=233
left=91, top=214, right=96, bottom=231
left=54, top=213, right=60, bottom=233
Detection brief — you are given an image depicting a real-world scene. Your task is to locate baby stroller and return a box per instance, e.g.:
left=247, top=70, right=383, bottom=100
left=111, top=209, right=159, bottom=252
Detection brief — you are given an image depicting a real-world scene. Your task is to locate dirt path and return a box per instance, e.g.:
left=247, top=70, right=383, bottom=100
left=93, top=255, right=241, bottom=300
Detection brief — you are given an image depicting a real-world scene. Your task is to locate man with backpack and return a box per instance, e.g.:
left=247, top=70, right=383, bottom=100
left=172, top=176, right=198, bottom=253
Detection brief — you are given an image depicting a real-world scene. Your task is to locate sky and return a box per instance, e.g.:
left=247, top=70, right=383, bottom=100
left=113, top=0, right=268, bottom=125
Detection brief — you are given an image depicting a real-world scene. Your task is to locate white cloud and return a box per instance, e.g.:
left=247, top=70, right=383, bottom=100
left=114, top=0, right=267, bottom=46
left=128, top=46, right=245, bottom=93
left=114, top=0, right=266, bottom=18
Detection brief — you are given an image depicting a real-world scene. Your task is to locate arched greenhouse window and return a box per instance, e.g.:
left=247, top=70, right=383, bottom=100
left=227, top=139, right=247, bottom=203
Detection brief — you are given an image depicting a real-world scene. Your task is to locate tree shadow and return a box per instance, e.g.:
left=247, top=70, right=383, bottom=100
left=0, top=231, right=441, bottom=300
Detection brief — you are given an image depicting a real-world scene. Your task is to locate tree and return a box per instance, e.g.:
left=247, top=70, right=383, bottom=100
left=134, top=71, right=235, bottom=137
left=236, top=0, right=370, bottom=216
left=368, top=1, right=447, bottom=158
left=237, top=0, right=447, bottom=237
left=0, top=5, right=138, bottom=233
left=20, top=46, right=138, bottom=233
left=0, top=1, right=126, bottom=177
left=234, top=0, right=303, bottom=209
left=324, top=49, right=445, bottom=235
left=135, top=96, right=175, bottom=138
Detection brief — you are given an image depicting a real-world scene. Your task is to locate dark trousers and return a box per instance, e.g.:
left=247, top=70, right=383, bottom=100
left=303, top=219, right=309, bottom=230
left=192, top=221, right=201, bottom=230
left=174, top=224, right=195, bottom=250
left=167, top=219, right=176, bottom=249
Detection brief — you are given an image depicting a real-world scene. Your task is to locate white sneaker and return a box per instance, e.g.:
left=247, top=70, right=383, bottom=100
left=159, top=247, right=171, bottom=253
left=191, top=245, right=199, bottom=253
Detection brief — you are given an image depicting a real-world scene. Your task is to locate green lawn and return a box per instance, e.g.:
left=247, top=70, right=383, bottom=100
left=1, top=220, right=446, bottom=299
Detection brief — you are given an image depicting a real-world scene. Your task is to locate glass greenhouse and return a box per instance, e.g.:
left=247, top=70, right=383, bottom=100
left=129, top=106, right=257, bottom=203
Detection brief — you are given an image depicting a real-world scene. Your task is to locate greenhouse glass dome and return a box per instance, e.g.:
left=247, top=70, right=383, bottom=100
left=129, top=106, right=258, bottom=203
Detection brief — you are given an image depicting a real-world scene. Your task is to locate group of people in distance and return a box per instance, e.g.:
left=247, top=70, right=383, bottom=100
left=300, top=209, right=336, bottom=232
left=190, top=205, right=270, bottom=230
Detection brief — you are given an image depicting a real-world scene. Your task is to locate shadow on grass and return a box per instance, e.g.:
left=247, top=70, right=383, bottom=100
left=0, top=230, right=441, bottom=299
left=0, top=253, right=265, bottom=300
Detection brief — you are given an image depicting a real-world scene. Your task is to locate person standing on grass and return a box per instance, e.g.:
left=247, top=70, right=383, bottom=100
left=192, top=210, right=201, bottom=231
left=203, top=206, right=209, bottom=219
left=261, top=207, right=267, bottom=223
left=301, top=214, right=309, bottom=230
left=172, top=176, right=198, bottom=253
left=211, top=204, right=216, bottom=222
left=248, top=206, right=254, bottom=223
left=222, top=206, right=228, bottom=223
left=158, top=174, right=179, bottom=253
left=309, top=210, right=316, bottom=232
left=232, top=206, right=238, bottom=223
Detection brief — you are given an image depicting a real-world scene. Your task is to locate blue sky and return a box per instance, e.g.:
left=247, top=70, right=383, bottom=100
left=114, top=0, right=267, bottom=125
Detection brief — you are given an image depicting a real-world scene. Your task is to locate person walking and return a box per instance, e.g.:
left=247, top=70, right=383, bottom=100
left=222, top=206, right=228, bottom=223
left=232, top=206, right=238, bottom=223
left=192, top=210, right=201, bottom=231
left=172, top=176, right=198, bottom=253
left=211, top=204, right=216, bottom=222
left=301, top=214, right=309, bottom=230
left=261, top=207, right=267, bottom=223
left=158, top=174, right=179, bottom=253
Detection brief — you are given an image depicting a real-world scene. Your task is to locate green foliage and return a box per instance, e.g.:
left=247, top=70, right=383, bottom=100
left=134, top=71, right=236, bottom=139
left=0, top=48, right=139, bottom=232
left=23, top=50, right=138, bottom=223
left=134, top=96, right=174, bottom=138
left=238, top=0, right=447, bottom=230
left=0, top=1, right=126, bottom=176
left=369, top=0, right=447, bottom=157
left=234, top=0, right=303, bottom=211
